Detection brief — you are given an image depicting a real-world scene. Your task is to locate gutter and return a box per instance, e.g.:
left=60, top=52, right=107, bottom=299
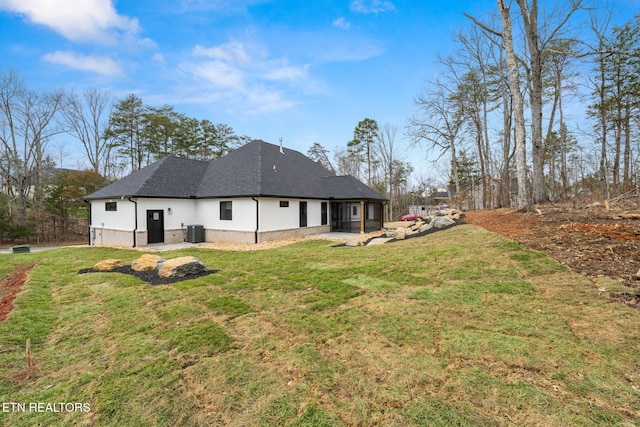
left=128, top=197, right=138, bottom=248
left=251, top=197, right=259, bottom=244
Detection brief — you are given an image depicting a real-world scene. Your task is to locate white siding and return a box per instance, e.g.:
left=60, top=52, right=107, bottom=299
left=91, top=199, right=136, bottom=230
left=307, top=200, right=325, bottom=227
left=136, top=198, right=198, bottom=229
left=90, top=196, right=334, bottom=246
left=260, top=198, right=297, bottom=231
left=260, top=198, right=328, bottom=231
left=197, top=198, right=257, bottom=231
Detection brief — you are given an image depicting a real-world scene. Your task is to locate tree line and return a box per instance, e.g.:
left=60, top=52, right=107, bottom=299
left=2, top=1, right=638, bottom=241
left=0, top=71, right=249, bottom=242
left=307, top=119, right=415, bottom=221
left=407, top=1, right=640, bottom=211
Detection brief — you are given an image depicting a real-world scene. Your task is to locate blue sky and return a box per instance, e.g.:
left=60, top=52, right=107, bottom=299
left=1, top=0, right=638, bottom=183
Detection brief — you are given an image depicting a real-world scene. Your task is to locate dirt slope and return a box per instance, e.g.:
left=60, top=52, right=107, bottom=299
left=463, top=203, right=640, bottom=307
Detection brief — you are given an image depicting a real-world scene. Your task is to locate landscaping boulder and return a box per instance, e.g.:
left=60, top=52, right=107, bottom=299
left=395, top=227, right=407, bottom=240
left=132, top=254, right=165, bottom=272
left=93, top=259, right=124, bottom=271
left=447, top=209, right=462, bottom=220
left=432, top=216, right=456, bottom=229
left=409, top=221, right=424, bottom=231
left=419, top=223, right=433, bottom=233
left=158, top=256, right=208, bottom=278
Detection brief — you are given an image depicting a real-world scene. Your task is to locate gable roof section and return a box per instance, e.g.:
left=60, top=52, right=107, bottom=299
left=85, top=140, right=386, bottom=201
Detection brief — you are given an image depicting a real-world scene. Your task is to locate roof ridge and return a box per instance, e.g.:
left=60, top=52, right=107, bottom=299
left=137, top=156, right=175, bottom=194
left=137, top=156, right=208, bottom=197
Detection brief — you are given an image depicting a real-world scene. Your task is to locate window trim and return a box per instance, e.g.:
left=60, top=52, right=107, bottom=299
left=220, top=201, right=232, bottom=221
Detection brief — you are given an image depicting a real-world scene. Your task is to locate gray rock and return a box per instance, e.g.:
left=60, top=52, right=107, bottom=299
left=432, top=216, right=456, bottom=229
left=419, top=223, right=433, bottom=233
left=158, top=256, right=208, bottom=278
left=395, top=227, right=407, bottom=240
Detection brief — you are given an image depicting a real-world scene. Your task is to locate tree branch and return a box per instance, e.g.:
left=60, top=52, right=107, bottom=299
left=464, top=13, right=502, bottom=38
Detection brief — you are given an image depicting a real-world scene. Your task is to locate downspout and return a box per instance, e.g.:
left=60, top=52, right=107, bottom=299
left=128, top=198, right=138, bottom=248
left=251, top=197, right=259, bottom=244
left=84, top=200, right=92, bottom=246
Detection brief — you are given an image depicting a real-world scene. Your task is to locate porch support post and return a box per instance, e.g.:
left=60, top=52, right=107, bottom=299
left=360, top=200, right=365, bottom=234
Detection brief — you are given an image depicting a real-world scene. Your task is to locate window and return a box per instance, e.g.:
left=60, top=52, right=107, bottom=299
left=279, top=201, right=289, bottom=207
left=220, top=201, right=232, bottom=220
left=105, top=202, right=117, bottom=211
left=321, top=202, right=328, bottom=225
left=352, top=205, right=358, bottom=216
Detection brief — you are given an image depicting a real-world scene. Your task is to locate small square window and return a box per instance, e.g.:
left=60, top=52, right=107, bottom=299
left=220, top=201, right=232, bottom=220
left=280, top=201, right=289, bottom=207
left=105, top=202, right=117, bottom=211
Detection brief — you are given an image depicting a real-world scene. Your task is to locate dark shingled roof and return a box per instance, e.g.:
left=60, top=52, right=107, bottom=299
left=85, top=156, right=209, bottom=200
left=85, top=140, right=386, bottom=201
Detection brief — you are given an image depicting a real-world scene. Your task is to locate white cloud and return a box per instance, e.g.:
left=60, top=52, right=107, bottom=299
left=350, top=0, right=395, bottom=14
left=152, top=53, right=166, bottom=64
left=0, top=0, right=143, bottom=45
left=190, top=59, right=245, bottom=89
left=264, top=64, right=308, bottom=82
left=193, top=41, right=250, bottom=64
left=332, top=17, right=351, bottom=30
left=181, top=39, right=318, bottom=114
left=42, top=50, right=123, bottom=76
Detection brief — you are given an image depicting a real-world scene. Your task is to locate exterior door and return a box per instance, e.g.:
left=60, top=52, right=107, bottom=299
left=331, top=202, right=352, bottom=232
left=147, top=210, right=164, bottom=244
left=299, top=202, right=307, bottom=227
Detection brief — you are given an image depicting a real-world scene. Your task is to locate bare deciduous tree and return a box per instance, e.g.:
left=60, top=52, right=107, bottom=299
left=498, top=0, right=530, bottom=210
left=408, top=78, right=465, bottom=197
left=0, top=70, right=63, bottom=224
left=61, top=89, right=112, bottom=176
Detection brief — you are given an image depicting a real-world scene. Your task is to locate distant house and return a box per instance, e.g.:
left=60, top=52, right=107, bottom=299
left=407, top=188, right=451, bottom=217
left=84, top=140, right=387, bottom=247
left=430, top=188, right=450, bottom=206
left=407, top=197, right=426, bottom=218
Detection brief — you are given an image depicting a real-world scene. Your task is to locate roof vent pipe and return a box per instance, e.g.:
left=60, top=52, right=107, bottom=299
left=279, top=137, right=284, bottom=154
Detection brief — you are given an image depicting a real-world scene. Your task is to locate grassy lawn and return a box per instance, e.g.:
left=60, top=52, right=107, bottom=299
left=0, top=224, right=639, bottom=426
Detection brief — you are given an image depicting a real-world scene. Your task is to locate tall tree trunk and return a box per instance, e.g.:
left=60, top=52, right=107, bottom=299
left=516, top=0, right=546, bottom=204
left=597, top=47, right=609, bottom=197
left=451, top=143, right=461, bottom=196
left=499, top=0, right=530, bottom=210
left=559, top=98, right=569, bottom=199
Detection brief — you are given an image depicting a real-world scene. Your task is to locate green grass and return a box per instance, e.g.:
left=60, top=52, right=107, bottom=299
left=0, top=225, right=639, bottom=426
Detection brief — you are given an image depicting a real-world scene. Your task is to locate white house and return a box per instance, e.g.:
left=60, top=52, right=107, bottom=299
left=84, top=140, right=387, bottom=247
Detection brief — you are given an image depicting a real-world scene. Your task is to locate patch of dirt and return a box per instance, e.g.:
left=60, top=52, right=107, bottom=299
left=0, top=263, right=36, bottom=322
left=78, top=266, right=217, bottom=285
left=463, top=197, right=640, bottom=309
